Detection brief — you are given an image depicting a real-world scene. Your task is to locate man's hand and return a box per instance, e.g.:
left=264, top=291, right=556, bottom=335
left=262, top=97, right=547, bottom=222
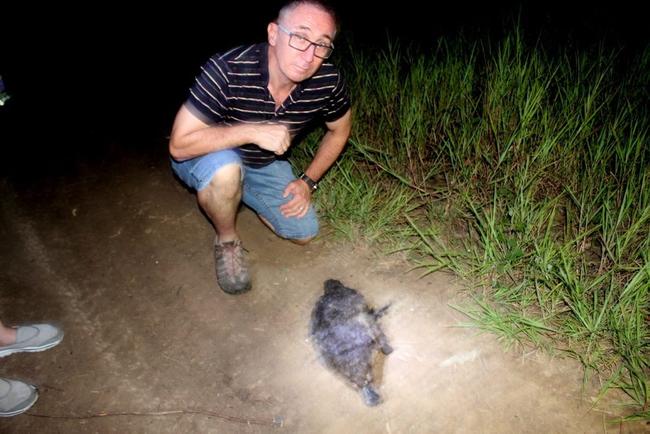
left=280, top=179, right=312, bottom=218
left=253, top=124, right=292, bottom=155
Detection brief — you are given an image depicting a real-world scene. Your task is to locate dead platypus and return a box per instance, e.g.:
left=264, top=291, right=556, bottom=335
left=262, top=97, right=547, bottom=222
left=310, top=279, right=393, bottom=406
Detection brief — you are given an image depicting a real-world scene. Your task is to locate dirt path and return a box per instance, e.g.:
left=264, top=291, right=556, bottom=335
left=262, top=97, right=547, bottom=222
left=0, top=149, right=644, bottom=433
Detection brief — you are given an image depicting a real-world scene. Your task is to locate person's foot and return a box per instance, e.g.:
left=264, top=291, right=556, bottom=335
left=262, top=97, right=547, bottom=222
left=0, top=378, right=38, bottom=417
left=214, top=239, right=252, bottom=294
left=0, top=323, right=64, bottom=358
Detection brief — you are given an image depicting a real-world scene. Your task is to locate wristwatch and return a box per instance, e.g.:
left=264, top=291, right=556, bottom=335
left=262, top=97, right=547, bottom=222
left=299, top=173, right=318, bottom=191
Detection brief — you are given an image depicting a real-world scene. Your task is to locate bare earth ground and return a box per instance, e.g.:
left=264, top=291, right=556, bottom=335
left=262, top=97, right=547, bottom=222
left=0, top=148, right=646, bottom=433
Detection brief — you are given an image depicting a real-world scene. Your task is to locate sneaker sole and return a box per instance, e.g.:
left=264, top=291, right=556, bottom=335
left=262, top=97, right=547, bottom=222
left=0, top=384, right=38, bottom=417
left=0, top=396, right=38, bottom=417
left=0, top=334, right=64, bottom=358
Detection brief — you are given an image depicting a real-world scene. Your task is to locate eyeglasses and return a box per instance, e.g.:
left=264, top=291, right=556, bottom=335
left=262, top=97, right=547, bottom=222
left=276, top=24, right=334, bottom=59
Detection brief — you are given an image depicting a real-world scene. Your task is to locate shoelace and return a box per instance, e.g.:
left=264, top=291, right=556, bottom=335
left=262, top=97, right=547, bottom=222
left=219, top=241, right=248, bottom=279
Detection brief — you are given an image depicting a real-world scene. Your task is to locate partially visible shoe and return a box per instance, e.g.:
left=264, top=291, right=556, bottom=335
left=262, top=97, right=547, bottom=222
left=0, top=323, right=64, bottom=358
left=0, top=378, right=38, bottom=417
left=214, top=239, right=252, bottom=294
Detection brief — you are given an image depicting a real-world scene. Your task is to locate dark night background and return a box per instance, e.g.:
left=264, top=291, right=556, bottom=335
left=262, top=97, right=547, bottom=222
left=1, top=0, right=648, bottom=177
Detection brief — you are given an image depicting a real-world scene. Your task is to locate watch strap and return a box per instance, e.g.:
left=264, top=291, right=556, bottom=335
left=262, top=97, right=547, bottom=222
left=300, top=173, right=318, bottom=191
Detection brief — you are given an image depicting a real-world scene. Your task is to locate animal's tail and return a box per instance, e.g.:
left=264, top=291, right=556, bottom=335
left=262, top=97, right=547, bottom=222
left=369, top=303, right=391, bottom=318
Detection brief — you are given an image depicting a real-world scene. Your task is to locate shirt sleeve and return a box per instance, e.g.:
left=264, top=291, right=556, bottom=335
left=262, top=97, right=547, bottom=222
left=323, top=72, right=351, bottom=123
left=186, top=55, right=231, bottom=124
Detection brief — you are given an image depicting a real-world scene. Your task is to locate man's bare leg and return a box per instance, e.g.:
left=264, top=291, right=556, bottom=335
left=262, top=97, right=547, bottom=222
left=197, top=163, right=242, bottom=242
left=0, top=320, right=16, bottom=346
left=197, top=163, right=251, bottom=294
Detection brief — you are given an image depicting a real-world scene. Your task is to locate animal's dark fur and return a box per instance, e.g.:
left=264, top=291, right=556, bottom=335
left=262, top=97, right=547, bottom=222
left=309, top=279, right=393, bottom=406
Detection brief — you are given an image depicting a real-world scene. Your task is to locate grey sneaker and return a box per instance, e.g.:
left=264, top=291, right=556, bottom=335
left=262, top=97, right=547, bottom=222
left=0, top=323, right=64, bottom=358
left=0, top=378, right=38, bottom=417
left=214, top=239, right=251, bottom=294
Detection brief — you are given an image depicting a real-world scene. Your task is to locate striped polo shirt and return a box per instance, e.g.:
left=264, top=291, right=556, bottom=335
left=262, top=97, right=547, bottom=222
left=186, top=43, right=351, bottom=168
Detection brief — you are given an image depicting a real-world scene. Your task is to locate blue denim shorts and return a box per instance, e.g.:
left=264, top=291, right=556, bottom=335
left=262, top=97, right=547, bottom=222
left=171, top=150, right=319, bottom=240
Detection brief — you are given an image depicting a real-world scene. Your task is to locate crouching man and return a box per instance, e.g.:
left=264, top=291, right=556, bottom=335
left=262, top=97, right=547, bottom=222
left=168, top=0, right=352, bottom=294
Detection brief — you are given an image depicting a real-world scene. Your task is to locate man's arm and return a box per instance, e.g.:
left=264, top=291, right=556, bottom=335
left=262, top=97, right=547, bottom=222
left=168, top=104, right=292, bottom=161
left=303, top=108, right=353, bottom=182
left=280, top=108, right=352, bottom=218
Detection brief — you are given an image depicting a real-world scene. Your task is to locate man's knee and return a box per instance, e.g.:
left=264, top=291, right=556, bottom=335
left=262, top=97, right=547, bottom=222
left=258, top=211, right=319, bottom=242
left=291, top=236, right=315, bottom=245
left=202, top=163, right=242, bottom=199
left=285, top=217, right=319, bottom=243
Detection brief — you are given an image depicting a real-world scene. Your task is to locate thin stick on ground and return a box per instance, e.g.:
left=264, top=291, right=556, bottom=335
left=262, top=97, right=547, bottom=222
left=27, top=409, right=282, bottom=427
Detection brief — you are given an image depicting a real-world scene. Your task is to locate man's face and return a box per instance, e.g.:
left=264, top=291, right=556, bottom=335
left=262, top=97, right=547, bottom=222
left=269, top=4, right=336, bottom=83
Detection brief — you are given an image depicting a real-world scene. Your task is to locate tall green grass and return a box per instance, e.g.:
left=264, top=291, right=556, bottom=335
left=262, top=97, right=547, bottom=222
left=291, top=31, right=649, bottom=418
